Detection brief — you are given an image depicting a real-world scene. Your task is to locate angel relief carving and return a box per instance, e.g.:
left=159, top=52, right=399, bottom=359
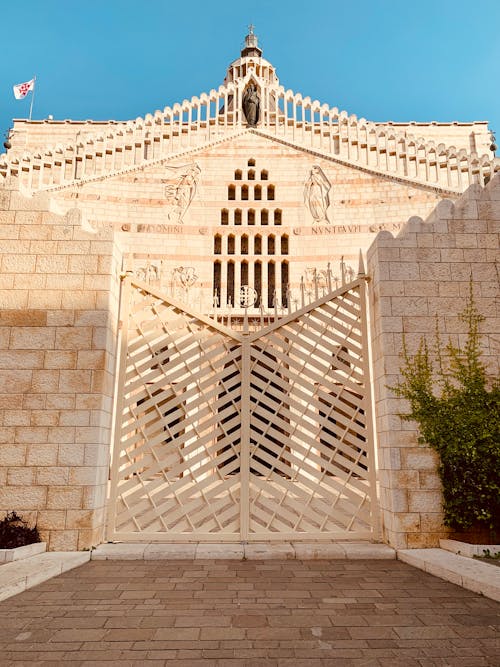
left=304, top=165, right=332, bottom=224
left=164, top=163, right=201, bottom=224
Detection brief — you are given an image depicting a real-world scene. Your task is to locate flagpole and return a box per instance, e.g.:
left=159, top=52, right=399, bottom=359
left=29, top=76, right=36, bottom=121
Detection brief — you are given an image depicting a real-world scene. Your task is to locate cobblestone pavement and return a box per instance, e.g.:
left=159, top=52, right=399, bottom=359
left=0, top=559, right=498, bottom=666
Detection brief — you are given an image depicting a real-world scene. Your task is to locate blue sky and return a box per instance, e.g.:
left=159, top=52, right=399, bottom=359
left=1, top=0, right=499, bottom=152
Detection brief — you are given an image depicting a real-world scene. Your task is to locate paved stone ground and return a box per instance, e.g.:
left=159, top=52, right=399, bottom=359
left=0, top=559, right=498, bottom=666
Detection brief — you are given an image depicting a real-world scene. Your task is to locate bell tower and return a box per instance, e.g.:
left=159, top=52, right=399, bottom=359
left=223, top=25, right=279, bottom=88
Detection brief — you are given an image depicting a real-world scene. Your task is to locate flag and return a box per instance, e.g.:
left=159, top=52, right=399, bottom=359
left=13, top=79, right=35, bottom=100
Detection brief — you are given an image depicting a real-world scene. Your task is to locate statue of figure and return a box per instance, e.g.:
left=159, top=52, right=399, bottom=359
left=243, top=85, right=260, bottom=126
left=304, top=165, right=332, bottom=224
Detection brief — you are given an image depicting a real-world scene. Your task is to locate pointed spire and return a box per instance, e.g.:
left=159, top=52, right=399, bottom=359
left=357, top=249, right=366, bottom=277
left=241, top=24, right=262, bottom=58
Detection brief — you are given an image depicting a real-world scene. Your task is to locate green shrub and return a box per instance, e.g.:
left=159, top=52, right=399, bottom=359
left=0, top=512, right=41, bottom=549
left=393, top=287, right=500, bottom=536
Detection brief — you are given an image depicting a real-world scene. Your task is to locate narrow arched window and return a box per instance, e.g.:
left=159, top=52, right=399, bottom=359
left=214, top=234, right=222, bottom=254
left=227, top=261, right=235, bottom=307
left=228, top=235, right=235, bottom=254
left=267, top=185, right=275, bottom=201
left=268, top=235, right=275, bottom=255
left=254, top=235, right=262, bottom=255
left=241, top=235, right=249, bottom=255
left=241, top=261, right=249, bottom=287
left=267, top=262, right=275, bottom=308
left=281, top=261, right=289, bottom=308
left=248, top=158, right=256, bottom=166
left=281, top=235, right=289, bottom=255
left=254, top=185, right=262, bottom=201
left=213, top=261, right=221, bottom=304
left=261, top=169, right=268, bottom=180
left=274, top=209, right=282, bottom=225
left=221, top=209, right=229, bottom=225
left=254, top=261, right=262, bottom=307
left=242, top=185, right=249, bottom=201
left=261, top=209, right=269, bottom=225
left=248, top=169, right=255, bottom=180
left=234, top=209, right=242, bottom=225
left=234, top=169, right=242, bottom=180
left=248, top=209, right=255, bottom=225
left=228, top=184, right=235, bottom=200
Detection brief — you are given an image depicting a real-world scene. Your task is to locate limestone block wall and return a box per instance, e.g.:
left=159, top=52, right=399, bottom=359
left=367, top=174, right=500, bottom=549
left=0, top=184, right=122, bottom=550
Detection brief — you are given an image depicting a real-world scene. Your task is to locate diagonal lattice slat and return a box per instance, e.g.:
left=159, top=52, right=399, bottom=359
left=108, top=277, right=378, bottom=542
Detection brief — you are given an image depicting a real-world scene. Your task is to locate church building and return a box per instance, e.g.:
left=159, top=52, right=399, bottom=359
left=0, top=28, right=498, bottom=552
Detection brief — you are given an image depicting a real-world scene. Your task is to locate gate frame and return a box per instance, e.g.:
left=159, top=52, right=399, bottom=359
left=106, top=273, right=380, bottom=543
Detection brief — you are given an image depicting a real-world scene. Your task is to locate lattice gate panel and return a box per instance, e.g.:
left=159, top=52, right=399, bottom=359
left=246, top=280, right=377, bottom=539
left=108, top=279, right=243, bottom=541
left=108, top=276, right=378, bottom=542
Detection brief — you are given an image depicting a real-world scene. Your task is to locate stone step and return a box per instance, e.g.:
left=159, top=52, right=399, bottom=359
left=91, top=541, right=396, bottom=561
left=398, top=548, right=500, bottom=602
left=0, top=551, right=90, bottom=602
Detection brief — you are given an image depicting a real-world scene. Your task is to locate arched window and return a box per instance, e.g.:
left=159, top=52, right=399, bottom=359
left=241, top=260, right=249, bottom=287
left=234, top=209, right=242, bottom=225
left=221, top=209, right=229, bottom=225
left=267, top=262, right=275, bottom=308
left=227, top=261, right=235, bottom=306
left=248, top=209, right=255, bottom=225
left=268, top=235, right=275, bottom=255
left=261, top=169, right=268, bottom=180
left=281, top=235, right=289, bottom=255
left=234, top=169, right=242, bottom=180
left=254, top=185, right=262, bottom=201
left=281, top=261, right=289, bottom=308
left=254, top=261, right=262, bottom=307
left=228, top=184, right=235, bottom=200
left=274, top=209, right=282, bottom=225
left=214, top=234, right=222, bottom=254
left=213, top=261, right=221, bottom=304
left=248, top=169, right=255, bottom=180
left=241, top=185, right=249, bottom=201
left=248, top=158, right=256, bottom=166
left=261, top=209, right=269, bottom=225
left=228, top=235, right=235, bottom=255
left=241, top=235, right=249, bottom=254
left=267, top=185, right=275, bottom=201
left=254, top=235, right=262, bottom=255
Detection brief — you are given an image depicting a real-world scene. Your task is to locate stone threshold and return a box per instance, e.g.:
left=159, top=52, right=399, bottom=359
left=397, top=548, right=500, bottom=603
left=0, top=551, right=90, bottom=603
left=0, top=541, right=46, bottom=563
left=91, top=541, right=396, bottom=561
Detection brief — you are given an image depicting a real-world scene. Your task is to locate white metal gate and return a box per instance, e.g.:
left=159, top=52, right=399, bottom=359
left=107, top=275, right=378, bottom=542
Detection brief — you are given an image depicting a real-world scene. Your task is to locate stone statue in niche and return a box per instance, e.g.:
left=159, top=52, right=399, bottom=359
left=164, top=163, right=201, bottom=223
left=242, top=84, right=260, bottom=126
left=304, top=165, right=331, bottom=224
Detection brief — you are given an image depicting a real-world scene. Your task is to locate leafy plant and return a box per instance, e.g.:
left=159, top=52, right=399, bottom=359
left=0, top=511, right=41, bottom=549
left=393, top=286, right=500, bottom=537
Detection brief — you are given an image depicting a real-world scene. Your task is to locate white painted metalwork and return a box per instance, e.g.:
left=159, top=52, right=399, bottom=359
left=107, top=273, right=378, bottom=542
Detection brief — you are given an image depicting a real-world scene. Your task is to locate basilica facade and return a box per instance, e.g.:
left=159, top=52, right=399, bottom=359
left=0, top=29, right=498, bottom=551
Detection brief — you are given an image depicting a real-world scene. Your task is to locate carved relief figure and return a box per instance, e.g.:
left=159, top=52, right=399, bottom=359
left=304, top=165, right=331, bottom=224
left=164, top=163, right=201, bottom=223
left=242, top=84, right=260, bottom=126
left=171, top=266, right=198, bottom=302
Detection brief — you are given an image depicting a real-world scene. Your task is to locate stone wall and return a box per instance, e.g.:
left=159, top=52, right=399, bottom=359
left=0, top=183, right=122, bottom=550
left=367, top=173, right=500, bottom=549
